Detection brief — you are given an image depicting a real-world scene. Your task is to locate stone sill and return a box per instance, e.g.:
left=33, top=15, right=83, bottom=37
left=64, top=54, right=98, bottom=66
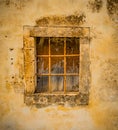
left=24, top=92, right=89, bottom=108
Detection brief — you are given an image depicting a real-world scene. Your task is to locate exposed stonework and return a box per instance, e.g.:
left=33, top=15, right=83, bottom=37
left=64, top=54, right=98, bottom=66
left=36, top=13, right=86, bottom=26
left=29, top=26, right=89, bottom=37
left=25, top=93, right=89, bottom=108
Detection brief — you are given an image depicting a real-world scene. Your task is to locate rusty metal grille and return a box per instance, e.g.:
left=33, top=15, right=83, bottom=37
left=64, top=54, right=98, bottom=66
left=36, top=37, right=80, bottom=93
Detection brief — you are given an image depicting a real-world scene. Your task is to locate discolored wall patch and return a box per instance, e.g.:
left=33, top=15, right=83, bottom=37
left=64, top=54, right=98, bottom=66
left=107, top=0, right=118, bottom=15
left=87, top=0, right=103, bottom=13
left=36, top=12, right=86, bottom=26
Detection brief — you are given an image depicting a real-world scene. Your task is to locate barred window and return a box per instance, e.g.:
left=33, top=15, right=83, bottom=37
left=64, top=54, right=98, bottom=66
left=36, top=37, right=80, bottom=93
left=24, top=26, right=90, bottom=107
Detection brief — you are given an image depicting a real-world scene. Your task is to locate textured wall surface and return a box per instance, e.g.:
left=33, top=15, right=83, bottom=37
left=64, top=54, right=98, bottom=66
left=0, top=0, right=118, bottom=130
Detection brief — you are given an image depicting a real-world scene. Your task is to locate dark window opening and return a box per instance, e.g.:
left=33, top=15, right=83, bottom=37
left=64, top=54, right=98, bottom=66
left=36, top=37, right=80, bottom=93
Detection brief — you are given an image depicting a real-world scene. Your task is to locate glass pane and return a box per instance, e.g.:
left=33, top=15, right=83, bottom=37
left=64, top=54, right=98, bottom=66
left=51, top=57, right=64, bottom=74
left=37, top=57, right=49, bottom=74
left=66, top=76, right=79, bottom=92
left=36, top=76, right=49, bottom=92
left=51, top=76, right=64, bottom=92
left=66, top=56, right=79, bottom=73
left=36, top=37, right=49, bottom=55
left=66, top=38, right=79, bottom=54
left=50, top=37, right=64, bottom=55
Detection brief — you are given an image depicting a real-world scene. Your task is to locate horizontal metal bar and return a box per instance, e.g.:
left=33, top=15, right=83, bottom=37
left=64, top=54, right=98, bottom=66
left=36, top=73, right=79, bottom=76
left=36, top=54, right=80, bottom=57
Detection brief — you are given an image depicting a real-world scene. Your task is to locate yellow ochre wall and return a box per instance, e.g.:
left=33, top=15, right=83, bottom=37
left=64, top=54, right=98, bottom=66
left=0, top=0, right=118, bottom=130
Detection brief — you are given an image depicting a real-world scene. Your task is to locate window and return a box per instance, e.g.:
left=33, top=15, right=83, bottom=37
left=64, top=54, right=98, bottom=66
left=36, top=37, right=80, bottom=93
left=23, top=26, right=90, bottom=107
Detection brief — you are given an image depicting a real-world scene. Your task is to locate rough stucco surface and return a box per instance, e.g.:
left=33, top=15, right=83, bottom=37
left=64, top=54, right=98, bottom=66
left=0, top=0, right=118, bottom=130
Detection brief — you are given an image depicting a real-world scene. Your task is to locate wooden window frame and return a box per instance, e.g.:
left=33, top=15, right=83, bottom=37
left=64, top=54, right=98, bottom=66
left=23, top=26, right=90, bottom=107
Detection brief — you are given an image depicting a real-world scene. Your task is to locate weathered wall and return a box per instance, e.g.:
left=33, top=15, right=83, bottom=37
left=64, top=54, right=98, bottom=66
left=0, top=0, right=118, bottom=130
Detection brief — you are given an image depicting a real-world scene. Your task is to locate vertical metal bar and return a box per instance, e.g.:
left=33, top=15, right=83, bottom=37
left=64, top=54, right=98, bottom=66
left=78, top=38, right=80, bottom=92
left=49, top=37, right=51, bottom=92
left=64, top=38, right=66, bottom=93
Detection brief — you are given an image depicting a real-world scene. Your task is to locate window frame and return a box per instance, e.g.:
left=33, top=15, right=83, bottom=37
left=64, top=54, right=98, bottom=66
left=23, top=26, right=90, bottom=107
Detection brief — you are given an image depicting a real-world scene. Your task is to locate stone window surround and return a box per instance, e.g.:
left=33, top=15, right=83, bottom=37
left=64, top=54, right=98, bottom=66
left=23, top=26, right=90, bottom=107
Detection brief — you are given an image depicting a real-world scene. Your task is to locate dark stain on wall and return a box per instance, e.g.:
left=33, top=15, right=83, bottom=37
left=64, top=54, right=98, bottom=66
left=4, top=0, right=30, bottom=9
left=107, top=0, right=118, bottom=15
left=6, top=0, right=10, bottom=6
left=106, top=0, right=118, bottom=23
left=36, top=13, right=86, bottom=26
left=87, top=0, right=103, bottom=12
